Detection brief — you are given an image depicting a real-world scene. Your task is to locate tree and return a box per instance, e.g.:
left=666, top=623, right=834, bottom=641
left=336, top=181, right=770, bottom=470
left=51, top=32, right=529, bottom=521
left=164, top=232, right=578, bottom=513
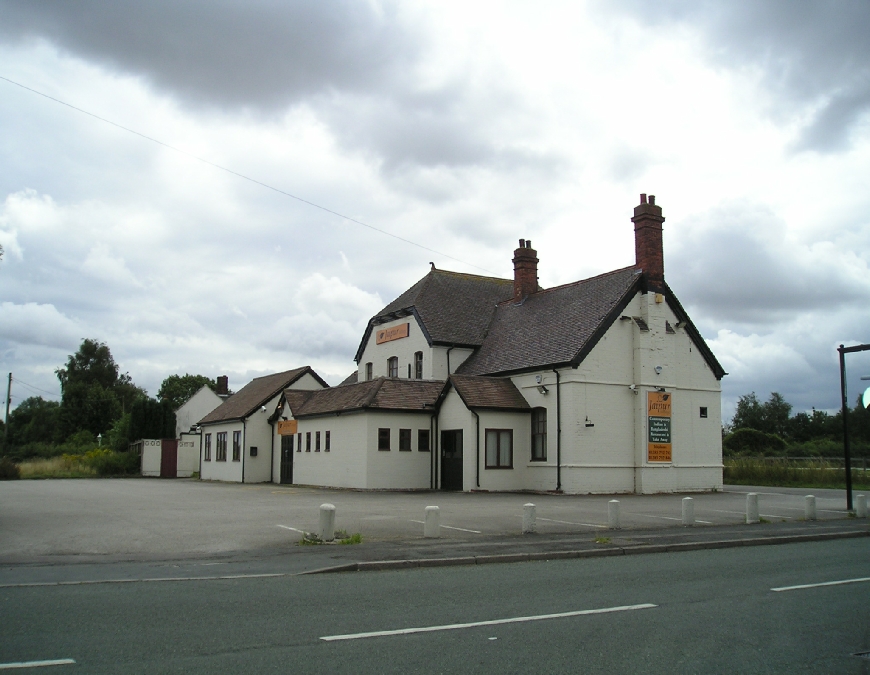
left=157, top=374, right=216, bottom=411
left=731, top=391, right=792, bottom=438
left=6, top=396, right=63, bottom=446
left=56, top=339, right=120, bottom=391
left=129, top=398, right=176, bottom=441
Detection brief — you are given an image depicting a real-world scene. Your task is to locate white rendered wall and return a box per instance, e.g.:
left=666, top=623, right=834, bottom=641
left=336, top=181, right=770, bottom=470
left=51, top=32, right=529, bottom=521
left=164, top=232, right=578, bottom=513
left=177, top=434, right=200, bottom=477
left=199, top=421, right=244, bottom=482
left=365, top=412, right=433, bottom=489
left=292, top=414, right=370, bottom=489
left=287, top=372, right=328, bottom=391
left=176, top=386, right=222, bottom=438
left=242, top=397, right=281, bottom=483
left=436, top=389, right=476, bottom=490
left=140, top=439, right=162, bottom=477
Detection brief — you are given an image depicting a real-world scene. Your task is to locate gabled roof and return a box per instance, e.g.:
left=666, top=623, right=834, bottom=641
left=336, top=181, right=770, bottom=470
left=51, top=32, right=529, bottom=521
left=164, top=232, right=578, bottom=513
left=198, top=366, right=328, bottom=425
left=448, top=375, right=530, bottom=411
left=663, top=283, right=727, bottom=380
left=291, top=377, right=445, bottom=418
left=458, top=267, right=642, bottom=376
left=338, top=371, right=358, bottom=386
left=354, top=269, right=513, bottom=362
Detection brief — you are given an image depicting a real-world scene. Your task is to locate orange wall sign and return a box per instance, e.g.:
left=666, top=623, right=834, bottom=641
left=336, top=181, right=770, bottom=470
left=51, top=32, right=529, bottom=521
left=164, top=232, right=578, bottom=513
left=277, top=420, right=298, bottom=436
left=647, top=391, right=672, bottom=462
left=376, top=323, right=410, bottom=345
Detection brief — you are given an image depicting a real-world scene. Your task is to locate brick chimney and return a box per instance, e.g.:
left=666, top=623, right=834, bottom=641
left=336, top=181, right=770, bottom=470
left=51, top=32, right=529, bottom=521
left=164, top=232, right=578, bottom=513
left=513, top=238, right=539, bottom=301
left=631, top=193, right=665, bottom=292
left=215, top=375, right=229, bottom=397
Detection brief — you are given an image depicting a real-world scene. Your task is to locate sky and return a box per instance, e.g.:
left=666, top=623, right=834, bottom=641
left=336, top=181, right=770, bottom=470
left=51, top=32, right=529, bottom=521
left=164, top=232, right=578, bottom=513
left=1, top=0, right=869, bottom=422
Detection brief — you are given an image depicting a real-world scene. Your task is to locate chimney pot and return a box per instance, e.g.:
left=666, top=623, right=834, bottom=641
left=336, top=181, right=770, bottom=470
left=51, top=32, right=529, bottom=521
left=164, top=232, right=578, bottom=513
left=513, top=238, right=540, bottom=300
left=526, top=240, right=532, bottom=248
left=631, top=194, right=665, bottom=293
left=649, top=195, right=655, bottom=205
left=640, top=193, right=647, bottom=204
left=519, top=238, right=525, bottom=248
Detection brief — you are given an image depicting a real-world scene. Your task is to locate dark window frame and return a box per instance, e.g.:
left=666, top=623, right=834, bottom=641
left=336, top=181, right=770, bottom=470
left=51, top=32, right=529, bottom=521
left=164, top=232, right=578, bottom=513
left=232, top=430, right=242, bottom=461
left=485, top=428, right=513, bottom=469
left=296, top=432, right=302, bottom=452
left=531, top=407, right=547, bottom=461
left=387, top=356, right=398, bottom=378
left=399, top=428, right=412, bottom=451
left=378, top=428, right=391, bottom=451
left=315, top=431, right=321, bottom=452
left=700, top=407, right=708, bottom=419
left=365, top=362, right=373, bottom=381
left=325, top=430, right=330, bottom=452
left=418, top=429, right=430, bottom=452
left=414, top=351, right=423, bottom=379
left=306, top=432, right=311, bottom=452
left=204, top=433, right=212, bottom=461
left=216, top=432, right=227, bottom=462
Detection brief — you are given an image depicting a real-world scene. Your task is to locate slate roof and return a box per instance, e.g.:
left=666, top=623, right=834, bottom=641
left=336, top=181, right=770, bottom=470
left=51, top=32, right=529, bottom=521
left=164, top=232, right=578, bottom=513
left=338, top=371, right=358, bottom=386
left=354, top=269, right=513, bottom=362
left=449, top=375, right=530, bottom=411
left=291, top=378, right=445, bottom=418
left=199, top=367, right=328, bottom=424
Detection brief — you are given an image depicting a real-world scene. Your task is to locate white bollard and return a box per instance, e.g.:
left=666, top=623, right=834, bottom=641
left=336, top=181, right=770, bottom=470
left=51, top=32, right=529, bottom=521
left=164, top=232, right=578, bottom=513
left=682, top=497, right=695, bottom=526
left=424, top=505, right=441, bottom=538
left=746, top=492, right=759, bottom=524
left=319, top=503, right=336, bottom=542
left=608, top=499, right=621, bottom=529
left=805, top=495, right=817, bottom=521
left=523, top=503, right=536, bottom=534
left=856, top=495, right=868, bottom=519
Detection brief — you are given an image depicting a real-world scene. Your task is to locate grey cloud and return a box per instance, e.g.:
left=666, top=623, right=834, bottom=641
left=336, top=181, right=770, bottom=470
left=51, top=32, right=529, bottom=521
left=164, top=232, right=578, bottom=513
left=0, top=0, right=419, bottom=112
left=667, top=202, right=869, bottom=325
left=598, top=0, right=870, bottom=153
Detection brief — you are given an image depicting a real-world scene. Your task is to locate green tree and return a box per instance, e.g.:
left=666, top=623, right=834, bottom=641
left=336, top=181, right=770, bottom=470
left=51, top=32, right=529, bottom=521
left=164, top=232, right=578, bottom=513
left=731, top=391, right=792, bottom=438
left=157, top=374, right=216, bottom=410
left=129, top=398, right=176, bottom=441
left=56, top=339, right=120, bottom=391
left=6, top=396, right=63, bottom=446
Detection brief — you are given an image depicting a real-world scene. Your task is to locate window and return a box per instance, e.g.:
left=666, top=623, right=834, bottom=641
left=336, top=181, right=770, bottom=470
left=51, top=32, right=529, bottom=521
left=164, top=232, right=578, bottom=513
left=387, top=356, right=398, bottom=378
left=204, top=433, right=212, bottom=461
left=399, top=428, right=412, bottom=451
left=250, top=446, right=258, bottom=457
left=296, top=432, right=302, bottom=452
left=232, top=431, right=241, bottom=461
left=485, top=429, right=513, bottom=469
left=418, top=429, right=430, bottom=452
left=306, top=432, right=311, bottom=452
left=531, top=408, right=547, bottom=461
left=365, top=362, right=373, bottom=380
left=414, top=351, right=423, bottom=379
left=378, top=428, right=391, bottom=450
left=325, top=430, right=330, bottom=452
left=700, top=407, right=708, bottom=419
left=216, top=432, right=227, bottom=461
left=315, top=431, right=321, bottom=452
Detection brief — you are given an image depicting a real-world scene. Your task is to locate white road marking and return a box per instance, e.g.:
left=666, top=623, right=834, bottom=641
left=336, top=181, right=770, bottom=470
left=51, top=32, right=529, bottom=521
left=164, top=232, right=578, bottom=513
left=629, top=513, right=713, bottom=525
left=276, top=524, right=305, bottom=533
left=771, top=577, right=870, bottom=592
left=709, top=509, right=790, bottom=519
left=409, top=520, right=482, bottom=534
left=536, top=517, right=607, bottom=529
left=0, top=659, right=76, bottom=669
left=320, top=603, right=658, bottom=641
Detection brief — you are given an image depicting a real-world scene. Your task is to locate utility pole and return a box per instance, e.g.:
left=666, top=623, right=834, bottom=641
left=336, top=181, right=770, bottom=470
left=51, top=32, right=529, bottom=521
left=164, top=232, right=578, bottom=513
left=838, top=343, right=870, bottom=511
left=4, top=373, right=11, bottom=445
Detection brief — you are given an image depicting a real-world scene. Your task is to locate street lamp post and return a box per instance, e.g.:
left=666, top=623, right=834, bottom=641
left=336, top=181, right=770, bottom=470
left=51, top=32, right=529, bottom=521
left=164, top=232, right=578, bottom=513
left=838, top=343, right=870, bottom=511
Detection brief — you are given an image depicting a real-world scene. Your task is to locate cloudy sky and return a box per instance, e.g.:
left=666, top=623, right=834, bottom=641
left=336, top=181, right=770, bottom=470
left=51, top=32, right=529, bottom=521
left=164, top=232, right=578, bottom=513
left=1, top=0, right=868, bottom=421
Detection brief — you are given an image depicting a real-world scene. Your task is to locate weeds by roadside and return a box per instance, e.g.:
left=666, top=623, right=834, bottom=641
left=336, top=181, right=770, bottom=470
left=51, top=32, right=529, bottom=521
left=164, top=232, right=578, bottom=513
left=297, top=529, right=363, bottom=546
left=15, top=449, right=139, bottom=479
left=724, top=457, right=870, bottom=490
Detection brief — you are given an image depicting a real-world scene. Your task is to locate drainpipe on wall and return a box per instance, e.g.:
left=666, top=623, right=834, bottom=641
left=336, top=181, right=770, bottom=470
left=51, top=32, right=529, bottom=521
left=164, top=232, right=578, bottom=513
left=434, top=413, right=440, bottom=489
left=553, top=369, right=561, bottom=492
left=268, top=418, right=275, bottom=484
left=471, top=409, right=480, bottom=488
left=241, top=418, right=247, bottom=484
left=446, top=345, right=455, bottom=376
left=429, top=413, right=436, bottom=489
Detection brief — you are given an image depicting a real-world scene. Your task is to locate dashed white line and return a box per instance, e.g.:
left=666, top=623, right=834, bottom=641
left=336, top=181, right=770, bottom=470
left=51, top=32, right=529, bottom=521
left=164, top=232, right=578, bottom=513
left=409, top=520, right=482, bottom=534
left=0, top=659, right=76, bottom=670
left=320, top=603, right=658, bottom=641
left=629, top=513, right=713, bottom=525
left=772, top=577, right=870, bottom=592
left=276, top=524, right=305, bottom=533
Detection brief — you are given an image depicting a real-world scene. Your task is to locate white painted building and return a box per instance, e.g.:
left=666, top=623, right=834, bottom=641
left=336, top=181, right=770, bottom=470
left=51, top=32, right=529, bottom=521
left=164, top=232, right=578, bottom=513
left=269, top=195, right=726, bottom=494
left=198, top=367, right=328, bottom=483
left=174, top=383, right=224, bottom=438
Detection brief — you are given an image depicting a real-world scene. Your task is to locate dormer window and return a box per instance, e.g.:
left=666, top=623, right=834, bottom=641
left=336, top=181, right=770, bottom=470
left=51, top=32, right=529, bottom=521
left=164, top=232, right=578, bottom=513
left=388, top=356, right=398, bottom=378
left=414, top=351, right=423, bottom=379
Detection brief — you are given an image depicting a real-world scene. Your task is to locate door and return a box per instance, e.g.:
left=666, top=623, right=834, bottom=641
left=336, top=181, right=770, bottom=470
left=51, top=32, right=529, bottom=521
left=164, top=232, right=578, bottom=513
left=160, top=439, right=178, bottom=478
left=440, top=430, right=463, bottom=491
left=280, top=435, right=294, bottom=484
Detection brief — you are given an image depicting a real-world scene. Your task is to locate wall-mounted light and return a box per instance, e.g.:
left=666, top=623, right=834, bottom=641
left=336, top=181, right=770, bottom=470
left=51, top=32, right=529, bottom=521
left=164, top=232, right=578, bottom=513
left=535, top=374, right=543, bottom=384
left=654, top=365, right=663, bottom=375
left=674, top=321, right=686, bottom=329
left=655, top=386, right=667, bottom=392
left=629, top=384, right=638, bottom=395
left=585, top=416, right=594, bottom=428
left=537, top=385, right=549, bottom=395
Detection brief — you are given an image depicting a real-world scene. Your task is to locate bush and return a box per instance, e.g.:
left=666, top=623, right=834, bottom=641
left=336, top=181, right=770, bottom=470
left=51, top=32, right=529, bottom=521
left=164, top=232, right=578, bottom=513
left=723, top=428, right=787, bottom=456
left=0, top=457, right=20, bottom=480
left=81, top=449, right=140, bottom=476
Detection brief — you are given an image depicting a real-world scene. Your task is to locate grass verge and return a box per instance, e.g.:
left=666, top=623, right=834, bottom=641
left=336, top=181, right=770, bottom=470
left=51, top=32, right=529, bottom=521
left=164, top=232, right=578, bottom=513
left=724, top=458, right=870, bottom=491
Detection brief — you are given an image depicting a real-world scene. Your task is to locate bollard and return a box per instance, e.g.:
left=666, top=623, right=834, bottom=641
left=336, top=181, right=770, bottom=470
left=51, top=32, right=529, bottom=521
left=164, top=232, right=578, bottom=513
left=608, top=499, right=620, bottom=529
left=746, top=492, right=759, bottom=524
left=805, top=495, right=817, bottom=521
left=319, top=503, right=336, bottom=542
left=856, top=495, right=867, bottom=519
left=523, top=503, right=536, bottom=534
left=424, top=505, right=441, bottom=538
left=682, top=497, right=694, bottom=526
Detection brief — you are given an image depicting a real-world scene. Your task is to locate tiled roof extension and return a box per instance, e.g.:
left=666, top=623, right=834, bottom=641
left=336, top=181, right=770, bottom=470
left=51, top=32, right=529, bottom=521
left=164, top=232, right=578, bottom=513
left=293, top=378, right=445, bottom=418
left=449, top=375, right=530, bottom=411
left=199, top=367, right=327, bottom=424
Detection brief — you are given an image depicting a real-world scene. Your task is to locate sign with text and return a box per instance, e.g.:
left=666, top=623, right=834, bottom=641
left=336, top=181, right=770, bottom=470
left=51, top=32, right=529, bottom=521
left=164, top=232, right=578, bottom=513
left=376, top=323, right=410, bottom=345
left=647, top=391, right=672, bottom=462
left=277, top=420, right=298, bottom=436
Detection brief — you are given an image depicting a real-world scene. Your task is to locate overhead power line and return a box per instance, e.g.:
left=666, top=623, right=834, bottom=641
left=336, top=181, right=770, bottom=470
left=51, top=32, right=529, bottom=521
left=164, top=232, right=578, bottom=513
left=11, top=376, right=61, bottom=399
left=0, top=74, right=496, bottom=275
